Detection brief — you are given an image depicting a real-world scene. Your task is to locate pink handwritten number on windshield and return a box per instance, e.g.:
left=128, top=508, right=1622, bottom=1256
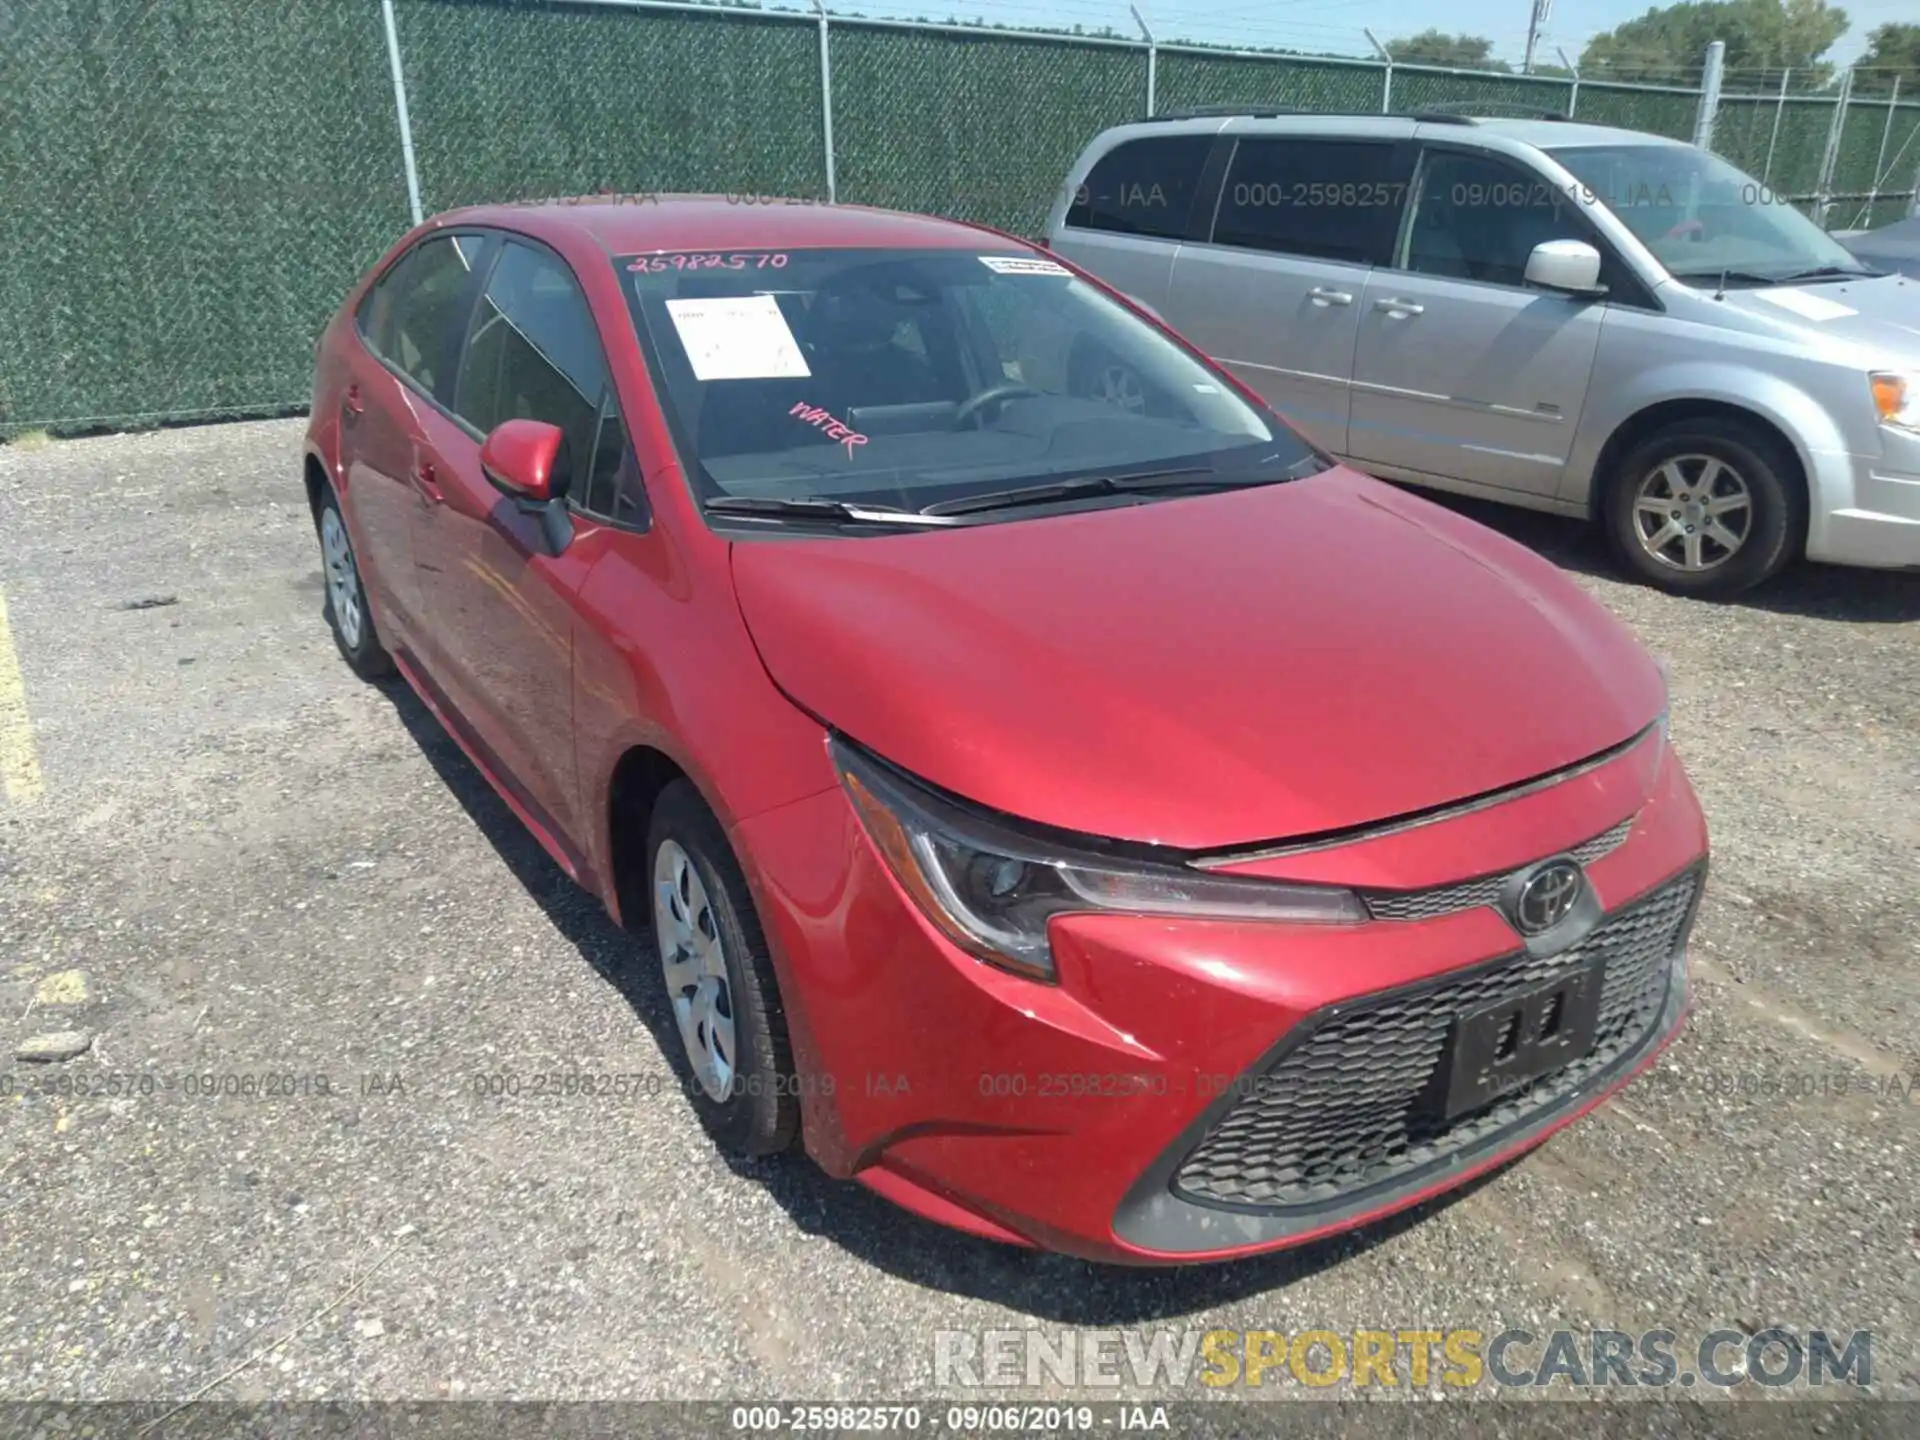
left=790, top=403, right=868, bottom=458
left=627, top=251, right=789, bottom=272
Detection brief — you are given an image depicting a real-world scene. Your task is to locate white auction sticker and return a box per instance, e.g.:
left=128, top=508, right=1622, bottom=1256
left=978, top=255, right=1072, bottom=277
left=1755, top=287, right=1857, bottom=322
left=665, top=294, right=811, bottom=381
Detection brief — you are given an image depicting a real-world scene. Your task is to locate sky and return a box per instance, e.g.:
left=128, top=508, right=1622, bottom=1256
left=783, top=0, right=1915, bottom=79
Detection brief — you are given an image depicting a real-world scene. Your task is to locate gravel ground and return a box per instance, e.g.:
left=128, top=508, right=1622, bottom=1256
left=0, top=419, right=1915, bottom=1419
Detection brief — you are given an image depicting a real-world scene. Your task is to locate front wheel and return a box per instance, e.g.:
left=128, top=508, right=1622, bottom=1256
left=1602, top=418, right=1803, bottom=597
left=647, top=781, right=799, bottom=1158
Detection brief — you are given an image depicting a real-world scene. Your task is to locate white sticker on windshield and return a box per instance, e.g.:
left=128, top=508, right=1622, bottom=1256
left=1755, top=288, right=1857, bottom=322
left=665, top=294, right=811, bottom=381
left=978, top=255, right=1071, bottom=277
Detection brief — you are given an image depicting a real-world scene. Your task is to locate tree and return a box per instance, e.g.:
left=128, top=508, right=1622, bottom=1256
left=1578, top=0, right=1848, bottom=86
left=1386, top=30, right=1512, bottom=72
left=1856, top=23, right=1920, bottom=94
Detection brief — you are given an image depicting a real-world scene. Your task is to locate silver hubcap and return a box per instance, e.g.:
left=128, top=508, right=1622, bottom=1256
left=320, top=508, right=365, bottom=649
left=1631, top=455, right=1753, bottom=573
left=653, top=840, right=736, bottom=1101
left=1093, top=364, right=1147, bottom=415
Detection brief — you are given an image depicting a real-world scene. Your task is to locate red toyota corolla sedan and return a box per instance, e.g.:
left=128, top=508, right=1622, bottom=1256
left=303, top=196, right=1708, bottom=1264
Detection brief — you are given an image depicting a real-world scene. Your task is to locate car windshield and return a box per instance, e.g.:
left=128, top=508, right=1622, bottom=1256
left=1546, top=143, right=1876, bottom=287
left=615, top=246, right=1316, bottom=523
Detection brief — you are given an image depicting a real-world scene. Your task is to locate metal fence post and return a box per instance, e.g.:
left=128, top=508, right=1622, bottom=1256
left=813, top=0, right=836, bottom=203
left=1130, top=5, right=1155, bottom=117
left=1761, top=69, right=1789, bottom=186
left=381, top=0, right=424, bottom=224
left=1814, top=64, right=1854, bottom=227
left=1866, top=75, right=1902, bottom=220
left=1365, top=30, right=1392, bottom=115
left=1557, top=46, right=1578, bottom=118
left=1692, top=40, right=1725, bottom=149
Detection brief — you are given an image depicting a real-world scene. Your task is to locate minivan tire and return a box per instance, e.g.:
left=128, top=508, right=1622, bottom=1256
left=1602, top=418, right=1804, bottom=598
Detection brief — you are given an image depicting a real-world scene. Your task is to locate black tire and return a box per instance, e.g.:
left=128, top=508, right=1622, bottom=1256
left=314, top=485, right=395, bottom=679
left=1602, top=418, right=1804, bottom=598
left=646, top=780, right=799, bottom=1158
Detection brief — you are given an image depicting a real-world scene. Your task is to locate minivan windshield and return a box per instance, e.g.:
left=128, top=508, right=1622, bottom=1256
left=616, top=247, right=1319, bottom=524
left=1546, top=143, right=1878, bottom=287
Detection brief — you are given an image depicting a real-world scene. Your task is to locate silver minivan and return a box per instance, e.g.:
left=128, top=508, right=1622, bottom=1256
left=1045, top=113, right=1920, bottom=596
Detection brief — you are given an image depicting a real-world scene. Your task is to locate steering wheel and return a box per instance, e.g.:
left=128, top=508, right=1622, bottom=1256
left=952, top=382, right=1041, bottom=429
left=1664, top=218, right=1706, bottom=241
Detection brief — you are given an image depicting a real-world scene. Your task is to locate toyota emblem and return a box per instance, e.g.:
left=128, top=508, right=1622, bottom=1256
left=1511, top=860, right=1585, bottom=935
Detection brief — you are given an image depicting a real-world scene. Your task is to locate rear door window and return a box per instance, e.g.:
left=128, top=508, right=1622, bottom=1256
left=358, top=234, right=489, bottom=395
left=1065, top=135, right=1214, bottom=240
left=1209, top=139, right=1413, bottom=266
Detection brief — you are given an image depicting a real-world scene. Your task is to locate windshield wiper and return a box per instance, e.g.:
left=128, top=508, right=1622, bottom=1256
left=1771, top=264, right=1883, bottom=283
left=1673, top=264, right=1881, bottom=290
left=703, top=495, right=963, bottom=527
left=920, top=462, right=1313, bottom=518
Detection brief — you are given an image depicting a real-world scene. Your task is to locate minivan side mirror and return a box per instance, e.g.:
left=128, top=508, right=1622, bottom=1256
left=1525, top=239, right=1605, bottom=296
left=480, top=419, right=571, bottom=506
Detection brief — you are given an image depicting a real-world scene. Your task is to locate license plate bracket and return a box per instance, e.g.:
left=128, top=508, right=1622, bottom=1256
left=1442, top=962, right=1604, bottom=1120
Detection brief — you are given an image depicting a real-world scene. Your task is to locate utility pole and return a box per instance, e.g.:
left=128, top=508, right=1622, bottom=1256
left=1523, top=0, right=1551, bottom=74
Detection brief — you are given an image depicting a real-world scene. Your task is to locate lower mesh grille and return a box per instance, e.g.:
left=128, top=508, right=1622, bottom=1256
left=1172, top=871, right=1698, bottom=1211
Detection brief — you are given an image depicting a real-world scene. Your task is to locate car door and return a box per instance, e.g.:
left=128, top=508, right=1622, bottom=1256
left=341, top=233, right=490, bottom=642
left=1347, top=146, right=1610, bottom=499
left=417, top=236, right=631, bottom=860
left=1162, top=130, right=1415, bottom=455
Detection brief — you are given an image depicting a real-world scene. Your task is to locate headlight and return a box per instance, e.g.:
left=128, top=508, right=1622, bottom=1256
left=832, top=738, right=1366, bottom=983
left=1870, top=372, right=1919, bottom=430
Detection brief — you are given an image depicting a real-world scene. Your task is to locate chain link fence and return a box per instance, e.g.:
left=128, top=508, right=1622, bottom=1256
left=3, top=0, right=1918, bottom=437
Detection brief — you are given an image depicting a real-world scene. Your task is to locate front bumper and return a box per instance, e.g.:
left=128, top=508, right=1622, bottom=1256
left=1807, top=432, right=1920, bottom=570
left=735, top=733, right=1709, bottom=1264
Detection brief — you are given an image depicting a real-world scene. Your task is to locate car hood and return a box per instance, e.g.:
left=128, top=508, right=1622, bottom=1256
left=1709, top=272, right=1920, bottom=364
left=729, top=470, right=1666, bottom=851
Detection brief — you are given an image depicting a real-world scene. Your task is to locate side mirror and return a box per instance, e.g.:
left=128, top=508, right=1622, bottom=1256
left=480, top=419, right=571, bottom=506
left=1525, top=239, right=1605, bottom=296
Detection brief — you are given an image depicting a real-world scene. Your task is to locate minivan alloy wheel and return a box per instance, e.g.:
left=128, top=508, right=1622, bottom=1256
left=654, top=838, right=736, bottom=1101
left=1093, top=363, right=1148, bottom=415
left=1630, top=455, right=1753, bottom=572
left=320, top=507, right=365, bottom=649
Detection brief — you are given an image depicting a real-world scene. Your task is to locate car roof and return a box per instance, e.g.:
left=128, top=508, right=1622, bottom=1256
left=1460, top=118, right=1689, bottom=149
left=1092, top=112, right=1691, bottom=153
left=425, top=194, right=1015, bottom=254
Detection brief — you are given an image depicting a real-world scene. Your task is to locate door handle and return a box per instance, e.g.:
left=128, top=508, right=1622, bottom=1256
left=1373, top=297, right=1425, bottom=317
left=341, top=384, right=365, bottom=418
left=411, top=461, right=443, bottom=504
left=1309, top=286, right=1354, bottom=307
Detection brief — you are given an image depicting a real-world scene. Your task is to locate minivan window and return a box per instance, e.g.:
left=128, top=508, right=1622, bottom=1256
left=1210, top=139, right=1412, bottom=265
left=1405, top=150, right=1592, bottom=287
left=360, top=234, right=488, bottom=394
left=1065, top=135, right=1213, bottom=240
left=617, top=247, right=1316, bottom=525
left=453, top=240, right=626, bottom=509
left=1545, top=143, right=1872, bottom=286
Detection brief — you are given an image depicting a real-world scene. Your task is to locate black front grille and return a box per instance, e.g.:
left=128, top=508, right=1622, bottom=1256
left=1172, top=871, right=1697, bottom=1211
left=1361, top=817, right=1635, bottom=922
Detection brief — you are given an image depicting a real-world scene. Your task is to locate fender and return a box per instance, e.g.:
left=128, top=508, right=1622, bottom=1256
left=1567, top=361, right=1857, bottom=557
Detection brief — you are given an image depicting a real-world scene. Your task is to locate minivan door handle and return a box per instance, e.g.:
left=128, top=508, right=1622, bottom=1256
left=1373, top=297, right=1425, bottom=317
left=1309, top=286, right=1354, bottom=307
